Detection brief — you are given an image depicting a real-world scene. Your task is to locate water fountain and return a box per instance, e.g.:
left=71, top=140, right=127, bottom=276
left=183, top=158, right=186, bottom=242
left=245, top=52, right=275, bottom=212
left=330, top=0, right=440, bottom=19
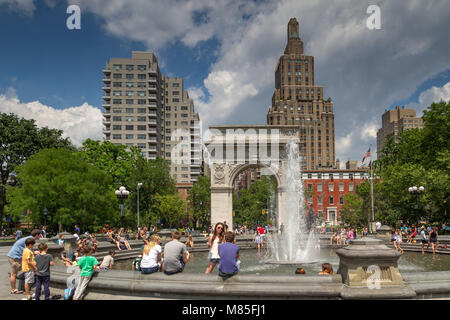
left=266, top=140, right=321, bottom=264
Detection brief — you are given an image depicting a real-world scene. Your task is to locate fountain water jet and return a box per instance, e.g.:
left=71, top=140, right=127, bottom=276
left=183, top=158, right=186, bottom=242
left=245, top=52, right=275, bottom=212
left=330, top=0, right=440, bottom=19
left=266, top=140, right=321, bottom=264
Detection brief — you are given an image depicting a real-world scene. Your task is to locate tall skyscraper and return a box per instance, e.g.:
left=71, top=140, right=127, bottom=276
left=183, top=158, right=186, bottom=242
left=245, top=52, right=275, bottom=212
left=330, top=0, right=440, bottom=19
left=376, top=105, right=423, bottom=157
left=102, top=51, right=202, bottom=184
left=267, top=18, right=335, bottom=170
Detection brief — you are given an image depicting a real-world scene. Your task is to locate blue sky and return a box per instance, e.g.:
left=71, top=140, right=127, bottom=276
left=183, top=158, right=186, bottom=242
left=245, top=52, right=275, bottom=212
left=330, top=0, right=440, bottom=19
left=1, top=0, right=449, bottom=164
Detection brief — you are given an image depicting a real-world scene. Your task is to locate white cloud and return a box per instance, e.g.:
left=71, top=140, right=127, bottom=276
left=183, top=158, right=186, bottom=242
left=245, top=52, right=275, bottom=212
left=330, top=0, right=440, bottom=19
left=0, top=0, right=35, bottom=15
left=0, top=91, right=103, bottom=147
left=407, top=82, right=450, bottom=115
left=11, top=0, right=449, bottom=162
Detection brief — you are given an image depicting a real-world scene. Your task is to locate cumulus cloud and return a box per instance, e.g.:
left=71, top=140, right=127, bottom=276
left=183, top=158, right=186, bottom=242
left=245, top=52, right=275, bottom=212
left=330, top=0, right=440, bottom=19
left=72, top=0, right=450, bottom=163
left=0, top=90, right=103, bottom=147
left=407, top=82, right=450, bottom=115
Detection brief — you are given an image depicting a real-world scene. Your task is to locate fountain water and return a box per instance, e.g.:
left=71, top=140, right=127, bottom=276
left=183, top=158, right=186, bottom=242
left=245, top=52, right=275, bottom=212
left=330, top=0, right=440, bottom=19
left=266, top=140, right=320, bottom=264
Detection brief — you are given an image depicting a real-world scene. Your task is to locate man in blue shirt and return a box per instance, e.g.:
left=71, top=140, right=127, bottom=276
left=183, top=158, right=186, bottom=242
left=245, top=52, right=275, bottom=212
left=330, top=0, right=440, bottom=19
left=218, top=231, right=240, bottom=280
left=7, top=229, right=42, bottom=294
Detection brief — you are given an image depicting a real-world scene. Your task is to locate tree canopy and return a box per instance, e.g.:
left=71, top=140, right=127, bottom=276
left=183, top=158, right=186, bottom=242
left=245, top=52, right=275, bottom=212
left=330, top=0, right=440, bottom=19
left=0, top=113, right=74, bottom=225
left=7, top=148, right=118, bottom=233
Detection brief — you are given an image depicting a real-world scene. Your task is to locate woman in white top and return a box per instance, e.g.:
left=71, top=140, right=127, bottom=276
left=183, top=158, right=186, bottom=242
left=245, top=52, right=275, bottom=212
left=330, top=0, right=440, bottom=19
left=205, top=222, right=225, bottom=274
left=141, top=235, right=163, bottom=274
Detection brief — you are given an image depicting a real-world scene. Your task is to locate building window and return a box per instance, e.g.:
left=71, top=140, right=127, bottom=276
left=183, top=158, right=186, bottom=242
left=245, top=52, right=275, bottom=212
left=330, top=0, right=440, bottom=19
left=173, top=83, right=179, bottom=87
left=126, top=82, right=134, bottom=87
left=329, top=196, right=334, bottom=205
left=113, top=64, right=122, bottom=70
left=113, top=82, right=122, bottom=87
left=137, top=125, right=146, bottom=130
left=329, top=183, right=334, bottom=192
left=113, top=99, right=122, bottom=104
left=307, top=184, right=312, bottom=191
left=126, top=74, right=134, bottom=79
left=137, top=134, right=146, bottom=139
left=112, top=125, right=121, bottom=130
left=138, top=74, right=146, bottom=79
left=137, top=116, right=146, bottom=121
left=126, top=108, right=134, bottom=113
left=126, top=65, right=134, bottom=70
left=126, top=99, right=133, bottom=104
left=317, top=183, right=322, bottom=192
left=113, top=74, right=122, bottom=79
left=339, top=196, right=344, bottom=205
left=172, top=98, right=179, bottom=102
left=339, top=183, right=344, bottom=192
left=137, top=65, right=146, bottom=71
left=112, top=134, right=122, bottom=139
left=349, top=183, right=354, bottom=192
left=112, top=116, right=122, bottom=121
left=126, top=134, right=134, bottom=139
left=125, top=125, right=134, bottom=130
left=318, top=196, right=322, bottom=205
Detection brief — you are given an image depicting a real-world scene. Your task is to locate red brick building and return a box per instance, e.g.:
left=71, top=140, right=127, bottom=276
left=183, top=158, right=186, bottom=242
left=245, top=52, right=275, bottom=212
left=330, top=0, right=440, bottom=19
left=302, top=169, right=369, bottom=225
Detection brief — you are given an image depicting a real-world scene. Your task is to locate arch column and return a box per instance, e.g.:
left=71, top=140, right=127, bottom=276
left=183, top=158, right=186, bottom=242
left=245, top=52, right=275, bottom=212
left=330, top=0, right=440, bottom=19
left=211, top=187, right=234, bottom=231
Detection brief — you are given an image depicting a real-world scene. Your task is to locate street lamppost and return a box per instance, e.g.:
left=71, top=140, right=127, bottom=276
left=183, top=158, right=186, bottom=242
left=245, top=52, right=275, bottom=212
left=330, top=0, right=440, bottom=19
left=115, top=186, right=130, bottom=228
left=137, top=183, right=143, bottom=229
left=408, top=186, right=424, bottom=224
left=43, top=207, right=48, bottom=227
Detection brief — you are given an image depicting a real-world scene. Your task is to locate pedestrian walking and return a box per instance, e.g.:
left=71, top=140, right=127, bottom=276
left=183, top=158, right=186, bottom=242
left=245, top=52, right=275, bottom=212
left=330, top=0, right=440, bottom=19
left=7, top=229, right=41, bottom=295
left=72, top=245, right=99, bottom=300
left=429, top=226, right=439, bottom=255
left=420, top=226, right=427, bottom=256
left=395, top=229, right=404, bottom=253
left=35, top=242, right=54, bottom=300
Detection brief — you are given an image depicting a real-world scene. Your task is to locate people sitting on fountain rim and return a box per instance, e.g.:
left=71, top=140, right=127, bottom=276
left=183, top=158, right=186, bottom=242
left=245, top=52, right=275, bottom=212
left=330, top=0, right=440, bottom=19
left=330, top=232, right=340, bottom=245
left=295, top=268, right=306, bottom=274
left=318, top=263, right=334, bottom=275
left=218, top=231, right=240, bottom=280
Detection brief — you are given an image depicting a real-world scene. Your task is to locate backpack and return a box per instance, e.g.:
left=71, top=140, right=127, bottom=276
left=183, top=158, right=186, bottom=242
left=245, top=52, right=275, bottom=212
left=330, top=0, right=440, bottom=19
left=64, top=287, right=75, bottom=300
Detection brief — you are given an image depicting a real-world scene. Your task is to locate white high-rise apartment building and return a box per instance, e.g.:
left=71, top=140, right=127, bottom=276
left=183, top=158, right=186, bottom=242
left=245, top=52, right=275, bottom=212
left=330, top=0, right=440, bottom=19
left=102, top=51, right=202, bottom=183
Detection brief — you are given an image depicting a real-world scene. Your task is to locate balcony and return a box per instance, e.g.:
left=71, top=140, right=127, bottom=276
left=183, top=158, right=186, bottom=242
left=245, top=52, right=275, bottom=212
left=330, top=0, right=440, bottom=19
left=148, top=138, right=157, bottom=143
left=148, top=86, right=157, bottom=93
left=148, top=94, right=157, bottom=101
left=148, top=78, right=157, bottom=83
left=148, top=147, right=157, bottom=152
left=103, top=112, right=111, bottom=117
left=102, top=128, right=111, bottom=134
left=102, top=103, right=111, bottom=108
left=148, top=120, right=157, bottom=125
left=148, top=69, right=157, bottom=75
left=148, top=155, right=157, bottom=160
left=102, top=86, right=111, bottom=91
left=148, top=103, right=157, bottom=110
left=148, top=129, right=157, bottom=135
left=102, top=78, right=111, bottom=82
left=102, top=119, right=111, bottom=125
left=102, top=69, right=111, bottom=73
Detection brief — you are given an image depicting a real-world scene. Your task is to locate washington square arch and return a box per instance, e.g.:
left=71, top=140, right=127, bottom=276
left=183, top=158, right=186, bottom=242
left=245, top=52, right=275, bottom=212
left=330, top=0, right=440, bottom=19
left=204, top=125, right=300, bottom=230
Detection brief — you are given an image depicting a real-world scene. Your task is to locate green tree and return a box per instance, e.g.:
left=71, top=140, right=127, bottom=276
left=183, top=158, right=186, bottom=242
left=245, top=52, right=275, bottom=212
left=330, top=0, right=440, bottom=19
left=0, top=113, right=73, bottom=225
left=233, top=176, right=276, bottom=226
left=187, top=175, right=211, bottom=229
left=6, top=148, right=118, bottom=233
left=80, top=139, right=142, bottom=188
left=126, top=157, right=177, bottom=227
left=340, top=193, right=366, bottom=227
left=153, top=194, right=186, bottom=228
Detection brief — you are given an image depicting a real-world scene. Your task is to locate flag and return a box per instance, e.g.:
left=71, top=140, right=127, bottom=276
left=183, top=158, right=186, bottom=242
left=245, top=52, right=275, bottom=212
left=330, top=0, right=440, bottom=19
left=362, top=148, right=371, bottom=164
